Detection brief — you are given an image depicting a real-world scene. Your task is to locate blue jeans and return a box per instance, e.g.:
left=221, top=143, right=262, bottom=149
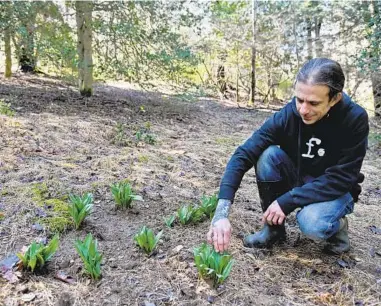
left=256, top=146, right=354, bottom=240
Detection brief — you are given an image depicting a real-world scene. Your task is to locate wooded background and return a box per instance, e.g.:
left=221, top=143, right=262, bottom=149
left=0, top=1, right=380, bottom=116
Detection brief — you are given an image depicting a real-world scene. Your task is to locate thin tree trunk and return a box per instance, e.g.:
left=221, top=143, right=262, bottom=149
left=4, top=27, right=12, bottom=78
left=217, top=64, right=227, bottom=98
left=250, top=0, right=257, bottom=105
left=371, top=73, right=381, bottom=116
left=19, top=12, right=37, bottom=73
left=306, top=17, right=313, bottom=60
left=314, top=16, right=323, bottom=57
left=292, top=2, right=300, bottom=68
left=371, top=1, right=381, bottom=116
left=76, top=1, right=93, bottom=97
left=236, top=48, right=239, bottom=104
left=266, top=68, right=271, bottom=106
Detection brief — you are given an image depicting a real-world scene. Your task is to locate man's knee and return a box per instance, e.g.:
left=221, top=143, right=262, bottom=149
left=297, top=209, right=337, bottom=240
left=256, top=145, right=284, bottom=181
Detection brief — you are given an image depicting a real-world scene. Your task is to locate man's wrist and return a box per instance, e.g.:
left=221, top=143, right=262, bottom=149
left=211, top=199, right=232, bottom=225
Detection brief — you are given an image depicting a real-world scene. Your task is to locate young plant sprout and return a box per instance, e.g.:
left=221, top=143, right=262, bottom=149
left=134, top=226, right=163, bottom=255
left=68, top=193, right=93, bottom=229
left=75, top=233, right=102, bottom=280
left=111, top=182, right=143, bottom=209
left=200, top=194, right=218, bottom=219
left=194, top=243, right=234, bottom=287
left=177, top=205, right=204, bottom=225
left=17, top=235, right=60, bottom=272
left=164, top=215, right=176, bottom=228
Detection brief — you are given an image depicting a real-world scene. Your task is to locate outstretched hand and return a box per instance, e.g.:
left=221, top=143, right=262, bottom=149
left=262, top=201, right=286, bottom=225
left=207, top=218, right=232, bottom=253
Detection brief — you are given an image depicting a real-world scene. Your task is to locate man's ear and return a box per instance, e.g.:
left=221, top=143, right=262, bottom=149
left=329, top=92, right=342, bottom=107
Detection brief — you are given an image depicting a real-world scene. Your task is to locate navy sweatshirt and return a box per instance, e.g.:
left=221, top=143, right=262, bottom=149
left=218, top=93, right=369, bottom=215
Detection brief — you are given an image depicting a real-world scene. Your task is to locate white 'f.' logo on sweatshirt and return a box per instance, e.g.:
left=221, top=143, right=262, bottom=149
left=302, top=137, right=323, bottom=158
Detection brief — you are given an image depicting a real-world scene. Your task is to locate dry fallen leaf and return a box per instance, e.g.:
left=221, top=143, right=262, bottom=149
left=369, top=225, right=381, bottom=235
left=0, top=254, right=20, bottom=273
left=55, top=271, right=76, bottom=284
left=3, top=270, right=20, bottom=283
left=317, top=292, right=334, bottom=304
left=170, top=245, right=184, bottom=257
left=21, top=293, right=36, bottom=302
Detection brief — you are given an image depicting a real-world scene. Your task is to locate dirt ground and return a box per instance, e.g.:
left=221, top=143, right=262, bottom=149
left=0, top=74, right=380, bottom=306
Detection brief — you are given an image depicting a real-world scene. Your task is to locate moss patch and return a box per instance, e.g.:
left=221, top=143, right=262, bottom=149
left=137, top=154, right=149, bottom=163
left=31, top=183, right=73, bottom=233
left=31, top=182, right=49, bottom=205
left=215, top=137, right=237, bottom=146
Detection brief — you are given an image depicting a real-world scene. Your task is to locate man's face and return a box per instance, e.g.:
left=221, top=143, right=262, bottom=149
left=295, top=82, right=342, bottom=125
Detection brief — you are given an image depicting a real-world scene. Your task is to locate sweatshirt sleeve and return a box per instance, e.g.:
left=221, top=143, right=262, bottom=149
left=218, top=107, right=287, bottom=201
left=277, top=110, right=369, bottom=215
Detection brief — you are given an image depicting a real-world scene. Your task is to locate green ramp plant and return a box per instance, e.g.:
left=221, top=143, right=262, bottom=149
left=134, top=226, right=163, bottom=255
left=194, top=243, right=234, bottom=287
left=200, top=194, right=218, bottom=219
left=17, top=234, right=60, bottom=272
left=75, top=233, right=102, bottom=280
left=177, top=204, right=204, bottom=225
left=0, top=99, right=14, bottom=116
left=111, top=182, right=143, bottom=209
left=68, top=193, right=93, bottom=229
left=164, top=215, right=176, bottom=228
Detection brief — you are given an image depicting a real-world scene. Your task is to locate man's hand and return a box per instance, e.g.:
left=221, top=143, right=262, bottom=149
left=262, top=201, right=286, bottom=225
left=207, top=218, right=232, bottom=253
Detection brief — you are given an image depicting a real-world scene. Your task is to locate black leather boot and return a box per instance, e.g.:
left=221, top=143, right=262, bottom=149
left=244, top=181, right=288, bottom=248
left=323, top=217, right=350, bottom=254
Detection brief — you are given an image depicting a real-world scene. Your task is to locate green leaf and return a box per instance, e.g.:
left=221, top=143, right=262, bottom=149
left=131, top=195, right=143, bottom=201
left=42, top=234, right=60, bottom=261
left=29, top=255, right=37, bottom=272
left=111, top=182, right=141, bottom=209
left=75, top=233, right=102, bottom=280
left=134, top=226, right=162, bottom=255
left=164, top=215, right=176, bottom=228
left=193, top=243, right=233, bottom=287
left=68, top=193, right=93, bottom=229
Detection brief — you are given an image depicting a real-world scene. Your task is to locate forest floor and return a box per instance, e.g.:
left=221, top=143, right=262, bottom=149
left=0, top=74, right=380, bottom=306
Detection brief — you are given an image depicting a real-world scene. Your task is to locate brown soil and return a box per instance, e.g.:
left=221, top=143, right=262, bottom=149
left=0, top=74, right=380, bottom=306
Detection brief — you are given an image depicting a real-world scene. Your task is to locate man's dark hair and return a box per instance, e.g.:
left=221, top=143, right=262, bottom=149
left=295, top=58, right=345, bottom=100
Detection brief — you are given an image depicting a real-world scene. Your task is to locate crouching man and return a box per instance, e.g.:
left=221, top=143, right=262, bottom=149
left=207, top=58, right=369, bottom=255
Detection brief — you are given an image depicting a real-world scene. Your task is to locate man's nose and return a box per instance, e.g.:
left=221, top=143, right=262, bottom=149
left=300, top=103, right=310, bottom=115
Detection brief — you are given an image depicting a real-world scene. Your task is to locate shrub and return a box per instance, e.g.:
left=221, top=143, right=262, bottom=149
left=0, top=99, right=14, bottom=116
left=112, top=122, right=130, bottom=146
left=135, top=123, right=157, bottom=145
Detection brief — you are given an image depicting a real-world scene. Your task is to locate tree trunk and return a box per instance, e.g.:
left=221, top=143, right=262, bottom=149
left=371, top=72, right=381, bottom=116
left=76, top=1, right=93, bottom=97
left=4, top=27, right=12, bottom=78
left=314, top=16, right=323, bottom=57
left=19, top=13, right=37, bottom=73
left=217, top=64, right=227, bottom=98
left=236, top=47, right=239, bottom=104
left=371, top=1, right=381, bottom=116
left=292, top=2, right=300, bottom=68
left=266, top=68, right=271, bottom=106
left=250, top=0, right=257, bottom=105
left=306, top=17, right=313, bottom=60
